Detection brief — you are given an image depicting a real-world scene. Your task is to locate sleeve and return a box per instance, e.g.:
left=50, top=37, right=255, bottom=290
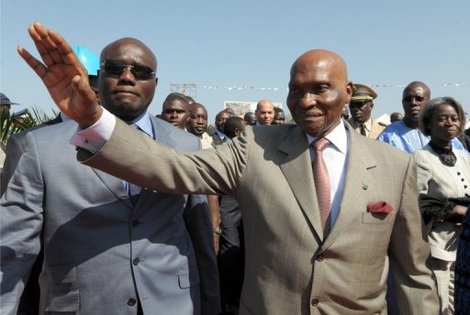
left=77, top=118, right=249, bottom=196
left=388, top=155, right=440, bottom=314
left=415, top=152, right=454, bottom=223
left=69, top=108, right=116, bottom=153
left=0, top=132, right=44, bottom=315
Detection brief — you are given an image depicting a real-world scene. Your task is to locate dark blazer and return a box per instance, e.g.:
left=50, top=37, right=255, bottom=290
left=76, top=119, right=439, bottom=315
left=0, top=116, right=219, bottom=315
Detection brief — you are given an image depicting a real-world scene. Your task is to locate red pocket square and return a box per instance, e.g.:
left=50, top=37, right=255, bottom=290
left=367, top=201, right=393, bottom=214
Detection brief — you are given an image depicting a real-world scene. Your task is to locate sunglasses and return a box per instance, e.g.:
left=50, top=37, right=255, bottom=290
left=101, top=60, right=156, bottom=80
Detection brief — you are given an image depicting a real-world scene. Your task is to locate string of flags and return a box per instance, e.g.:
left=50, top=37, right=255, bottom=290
left=200, top=81, right=470, bottom=92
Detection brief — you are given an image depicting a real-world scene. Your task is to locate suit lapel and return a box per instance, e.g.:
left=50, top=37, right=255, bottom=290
left=278, top=126, right=324, bottom=239
left=92, top=168, right=129, bottom=201
left=322, top=126, right=377, bottom=248
left=131, top=116, right=176, bottom=207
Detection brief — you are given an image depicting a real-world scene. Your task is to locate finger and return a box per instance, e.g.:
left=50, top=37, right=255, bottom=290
left=27, top=23, right=57, bottom=68
left=49, top=29, right=88, bottom=76
left=31, top=22, right=64, bottom=67
left=17, top=46, right=50, bottom=80
left=72, top=75, right=97, bottom=105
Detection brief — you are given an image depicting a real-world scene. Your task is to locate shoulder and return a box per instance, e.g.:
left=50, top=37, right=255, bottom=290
left=352, top=129, right=410, bottom=164
left=151, top=117, right=200, bottom=149
left=251, top=124, right=297, bottom=143
left=346, top=118, right=357, bottom=127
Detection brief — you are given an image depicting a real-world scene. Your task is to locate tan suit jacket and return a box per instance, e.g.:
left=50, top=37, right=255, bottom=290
left=78, top=119, right=439, bottom=315
left=348, top=117, right=386, bottom=139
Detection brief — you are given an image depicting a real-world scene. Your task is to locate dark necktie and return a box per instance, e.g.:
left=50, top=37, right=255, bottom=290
left=312, top=138, right=331, bottom=236
left=360, top=124, right=367, bottom=136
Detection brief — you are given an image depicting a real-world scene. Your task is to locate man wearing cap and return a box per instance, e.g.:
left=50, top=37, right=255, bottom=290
left=347, top=84, right=385, bottom=139
left=0, top=93, right=19, bottom=114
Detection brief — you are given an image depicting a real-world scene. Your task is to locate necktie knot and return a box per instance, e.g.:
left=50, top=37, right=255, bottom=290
left=314, top=138, right=330, bottom=152
left=360, top=124, right=367, bottom=136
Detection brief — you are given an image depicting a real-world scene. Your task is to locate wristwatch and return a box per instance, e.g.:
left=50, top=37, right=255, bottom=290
left=213, top=226, right=222, bottom=235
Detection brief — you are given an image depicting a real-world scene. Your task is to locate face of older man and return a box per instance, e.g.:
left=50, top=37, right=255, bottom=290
left=286, top=49, right=352, bottom=137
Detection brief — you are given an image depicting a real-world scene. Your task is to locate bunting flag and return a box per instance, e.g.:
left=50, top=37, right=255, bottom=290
left=200, top=81, right=469, bottom=91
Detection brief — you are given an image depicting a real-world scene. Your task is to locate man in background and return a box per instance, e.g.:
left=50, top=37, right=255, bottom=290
left=187, top=102, right=214, bottom=149
left=209, top=109, right=231, bottom=145
left=272, top=107, right=286, bottom=125
left=347, top=83, right=385, bottom=139
left=243, top=111, right=256, bottom=126
left=378, top=81, right=465, bottom=153
left=255, top=99, right=274, bottom=126
left=160, top=92, right=190, bottom=130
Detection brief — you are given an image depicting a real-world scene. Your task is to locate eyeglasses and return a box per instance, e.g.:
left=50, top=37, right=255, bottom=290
left=101, top=60, right=156, bottom=80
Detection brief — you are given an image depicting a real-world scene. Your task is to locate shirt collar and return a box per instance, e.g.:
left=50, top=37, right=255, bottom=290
left=362, top=117, right=372, bottom=131
left=128, top=111, right=154, bottom=138
left=306, top=120, right=348, bottom=154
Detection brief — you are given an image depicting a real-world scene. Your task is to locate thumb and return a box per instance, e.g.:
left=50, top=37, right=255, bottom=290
left=71, top=75, right=102, bottom=128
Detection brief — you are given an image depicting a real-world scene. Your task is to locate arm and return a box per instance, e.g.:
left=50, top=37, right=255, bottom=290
left=77, top=118, right=248, bottom=197
left=0, top=132, right=44, bottom=315
left=208, top=195, right=221, bottom=254
left=416, top=152, right=467, bottom=223
left=389, top=156, right=440, bottom=314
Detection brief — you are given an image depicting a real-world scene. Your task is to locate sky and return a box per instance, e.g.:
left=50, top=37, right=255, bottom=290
left=1, top=0, right=469, bottom=121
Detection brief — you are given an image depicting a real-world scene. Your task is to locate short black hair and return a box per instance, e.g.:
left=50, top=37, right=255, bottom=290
left=224, top=116, right=245, bottom=139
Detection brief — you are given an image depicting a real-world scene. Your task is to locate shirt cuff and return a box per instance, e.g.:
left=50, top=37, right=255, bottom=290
left=69, top=108, right=116, bottom=154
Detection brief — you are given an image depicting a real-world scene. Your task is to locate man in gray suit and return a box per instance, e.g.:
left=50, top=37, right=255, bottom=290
left=16, top=22, right=439, bottom=314
left=1, top=34, right=219, bottom=314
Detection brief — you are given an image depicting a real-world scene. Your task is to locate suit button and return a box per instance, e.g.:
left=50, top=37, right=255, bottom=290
left=311, top=299, right=319, bottom=306
left=316, top=255, right=324, bottom=262
left=127, top=298, right=136, bottom=306
left=133, top=257, right=140, bottom=265
left=132, top=220, right=140, bottom=227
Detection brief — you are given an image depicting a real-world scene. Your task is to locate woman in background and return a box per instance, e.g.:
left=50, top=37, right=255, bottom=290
left=415, top=97, right=470, bottom=314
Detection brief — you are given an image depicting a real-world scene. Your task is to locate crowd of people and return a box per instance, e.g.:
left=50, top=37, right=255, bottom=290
left=1, top=21, right=470, bottom=315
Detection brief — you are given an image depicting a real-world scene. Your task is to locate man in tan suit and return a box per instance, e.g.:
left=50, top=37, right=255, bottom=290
left=347, top=83, right=386, bottom=139
left=18, top=22, right=439, bottom=314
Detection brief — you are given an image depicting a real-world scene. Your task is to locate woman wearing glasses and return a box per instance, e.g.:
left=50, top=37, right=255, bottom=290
left=414, top=97, right=470, bottom=314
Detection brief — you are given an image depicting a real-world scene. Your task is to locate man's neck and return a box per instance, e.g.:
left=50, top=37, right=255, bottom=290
left=402, top=116, right=419, bottom=129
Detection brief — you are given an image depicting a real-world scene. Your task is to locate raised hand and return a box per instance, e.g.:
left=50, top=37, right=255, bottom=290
left=17, top=22, right=102, bottom=127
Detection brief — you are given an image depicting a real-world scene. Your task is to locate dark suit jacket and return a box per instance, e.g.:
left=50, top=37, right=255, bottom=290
left=0, top=116, right=219, bottom=315
left=76, top=119, right=439, bottom=315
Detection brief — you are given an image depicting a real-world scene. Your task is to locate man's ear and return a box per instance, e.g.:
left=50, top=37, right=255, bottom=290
left=155, top=77, right=159, bottom=86
left=345, top=81, right=353, bottom=103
